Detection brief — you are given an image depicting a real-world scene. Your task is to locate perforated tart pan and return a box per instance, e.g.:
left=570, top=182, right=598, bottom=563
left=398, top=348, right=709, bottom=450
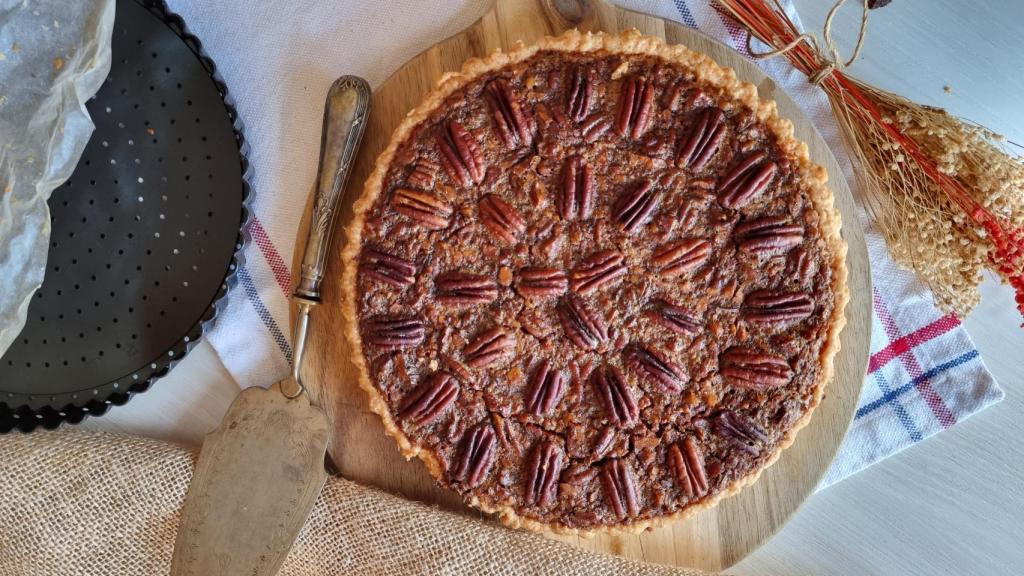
left=0, top=0, right=251, bottom=433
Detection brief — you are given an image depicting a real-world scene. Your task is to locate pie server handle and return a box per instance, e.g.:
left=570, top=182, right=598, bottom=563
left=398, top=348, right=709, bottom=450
left=286, top=76, right=370, bottom=399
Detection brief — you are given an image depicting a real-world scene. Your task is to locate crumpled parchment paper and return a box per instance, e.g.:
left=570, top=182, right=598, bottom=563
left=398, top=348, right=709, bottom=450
left=0, top=0, right=114, bottom=357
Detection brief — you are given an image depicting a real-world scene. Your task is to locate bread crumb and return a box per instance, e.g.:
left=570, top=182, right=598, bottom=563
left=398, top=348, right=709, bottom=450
left=703, top=391, right=719, bottom=407
left=506, top=365, right=523, bottom=383
left=611, top=60, right=629, bottom=80
left=146, top=127, right=156, bottom=136
left=53, top=57, right=63, bottom=71
left=497, top=266, right=513, bottom=286
left=943, top=85, right=952, bottom=94
left=0, top=52, right=6, bottom=61
left=11, top=43, right=20, bottom=53
left=3, top=182, right=11, bottom=194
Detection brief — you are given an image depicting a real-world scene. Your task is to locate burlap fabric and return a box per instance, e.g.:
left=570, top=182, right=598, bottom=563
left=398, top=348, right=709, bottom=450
left=0, top=430, right=716, bottom=575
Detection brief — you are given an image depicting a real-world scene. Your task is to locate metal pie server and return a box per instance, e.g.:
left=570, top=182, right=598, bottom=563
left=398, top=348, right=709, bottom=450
left=171, top=76, right=370, bottom=576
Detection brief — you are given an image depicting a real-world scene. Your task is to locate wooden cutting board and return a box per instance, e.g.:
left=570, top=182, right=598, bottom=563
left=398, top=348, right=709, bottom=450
left=294, top=0, right=872, bottom=570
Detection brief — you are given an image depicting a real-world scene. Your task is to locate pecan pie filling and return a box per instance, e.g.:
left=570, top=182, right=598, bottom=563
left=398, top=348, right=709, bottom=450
left=350, top=37, right=842, bottom=532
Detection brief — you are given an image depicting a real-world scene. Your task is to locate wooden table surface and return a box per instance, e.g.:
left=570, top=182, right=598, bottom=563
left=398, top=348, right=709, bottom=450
left=83, top=1, right=1024, bottom=574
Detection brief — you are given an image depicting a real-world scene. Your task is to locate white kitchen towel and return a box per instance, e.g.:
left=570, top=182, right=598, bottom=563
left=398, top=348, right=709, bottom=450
left=166, top=0, right=1002, bottom=487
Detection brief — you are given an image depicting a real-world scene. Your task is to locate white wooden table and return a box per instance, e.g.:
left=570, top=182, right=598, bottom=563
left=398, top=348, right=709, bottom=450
left=83, top=1, right=1024, bottom=573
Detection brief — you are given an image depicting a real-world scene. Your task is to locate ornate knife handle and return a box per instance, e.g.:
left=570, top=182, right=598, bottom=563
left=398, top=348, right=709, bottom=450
left=294, top=76, right=371, bottom=302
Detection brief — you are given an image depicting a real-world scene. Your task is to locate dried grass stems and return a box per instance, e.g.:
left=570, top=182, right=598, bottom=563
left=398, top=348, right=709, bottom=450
left=835, top=80, right=1024, bottom=313
left=718, top=0, right=1024, bottom=321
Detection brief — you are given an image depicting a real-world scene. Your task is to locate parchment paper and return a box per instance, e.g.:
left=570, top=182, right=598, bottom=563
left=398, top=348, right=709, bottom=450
left=0, top=0, right=114, bottom=357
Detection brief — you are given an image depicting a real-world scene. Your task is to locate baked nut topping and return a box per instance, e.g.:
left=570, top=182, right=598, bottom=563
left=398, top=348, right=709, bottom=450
left=344, top=30, right=847, bottom=533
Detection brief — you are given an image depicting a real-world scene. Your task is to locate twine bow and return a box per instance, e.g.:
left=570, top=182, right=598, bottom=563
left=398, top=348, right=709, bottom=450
left=745, top=0, right=869, bottom=85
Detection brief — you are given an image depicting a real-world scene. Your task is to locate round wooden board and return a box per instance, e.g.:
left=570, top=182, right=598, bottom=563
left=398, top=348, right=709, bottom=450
left=294, top=0, right=871, bottom=570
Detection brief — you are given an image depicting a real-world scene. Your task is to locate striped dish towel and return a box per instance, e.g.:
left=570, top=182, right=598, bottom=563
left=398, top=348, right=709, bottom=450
left=170, top=0, right=1003, bottom=488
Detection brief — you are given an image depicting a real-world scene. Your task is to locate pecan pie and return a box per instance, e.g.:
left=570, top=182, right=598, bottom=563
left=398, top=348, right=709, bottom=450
left=342, top=29, right=848, bottom=534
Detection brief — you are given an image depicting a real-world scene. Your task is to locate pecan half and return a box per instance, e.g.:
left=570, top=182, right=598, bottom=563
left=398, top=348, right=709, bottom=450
left=594, top=426, right=616, bottom=458
left=516, top=267, right=568, bottom=299
left=365, top=316, right=425, bottom=349
left=563, top=464, right=599, bottom=487
left=616, top=76, right=655, bottom=139
left=718, top=152, right=778, bottom=209
left=525, top=440, right=564, bottom=508
left=570, top=250, right=627, bottom=294
left=437, top=120, right=485, bottom=186
left=623, top=344, right=687, bottom=394
left=396, top=372, right=458, bottom=425
left=559, top=156, right=594, bottom=220
left=525, top=359, right=566, bottom=416
left=678, top=202, right=701, bottom=231
left=479, top=194, right=526, bottom=244
left=743, top=290, right=814, bottom=325
left=391, top=188, right=452, bottom=230
left=713, top=411, right=769, bottom=455
left=735, top=216, right=804, bottom=254
left=442, top=354, right=475, bottom=387
left=651, top=238, right=711, bottom=277
left=668, top=437, right=709, bottom=499
left=463, top=328, right=515, bottom=368
left=678, top=108, right=726, bottom=171
left=612, top=179, right=661, bottom=233
left=453, top=423, right=497, bottom=488
left=720, top=348, right=793, bottom=390
left=485, top=78, right=535, bottom=149
left=645, top=299, right=702, bottom=335
left=407, top=159, right=439, bottom=189
left=788, top=246, right=816, bottom=286
left=662, top=78, right=686, bottom=111
left=434, top=272, right=498, bottom=306
left=566, top=67, right=594, bottom=122
left=359, top=246, right=416, bottom=288
left=600, top=459, right=639, bottom=520
left=593, top=366, right=638, bottom=427
left=557, top=295, right=609, bottom=350
left=581, top=114, right=613, bottom=143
